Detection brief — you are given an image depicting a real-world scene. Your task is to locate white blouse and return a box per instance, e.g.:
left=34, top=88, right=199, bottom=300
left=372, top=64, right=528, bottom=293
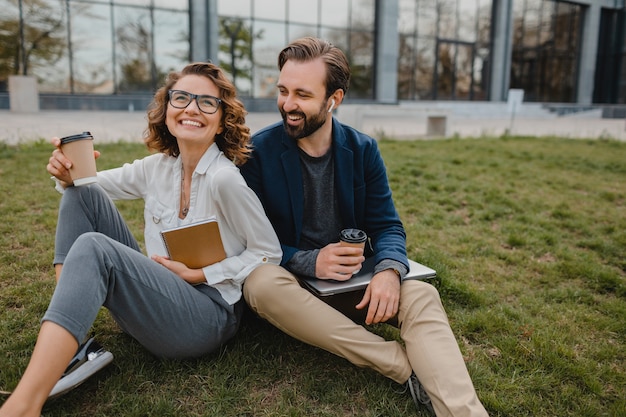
left=92, top=143, right=282, bottom=304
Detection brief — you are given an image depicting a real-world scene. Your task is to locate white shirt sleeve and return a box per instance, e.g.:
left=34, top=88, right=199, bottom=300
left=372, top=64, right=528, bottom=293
left=199, top=165, right=282, bottom=303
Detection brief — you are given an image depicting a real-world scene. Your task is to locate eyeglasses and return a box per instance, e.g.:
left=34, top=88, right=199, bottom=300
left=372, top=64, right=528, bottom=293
left=168, top=90, right=222, bottom=114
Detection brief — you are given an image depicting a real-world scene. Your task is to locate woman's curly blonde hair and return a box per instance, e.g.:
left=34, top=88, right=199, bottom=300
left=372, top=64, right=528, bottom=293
left=144, top=62, right=251, bottom=165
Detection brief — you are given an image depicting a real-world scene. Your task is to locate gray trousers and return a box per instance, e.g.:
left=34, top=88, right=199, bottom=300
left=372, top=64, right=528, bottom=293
left=42, top=185, right=241, bottom=359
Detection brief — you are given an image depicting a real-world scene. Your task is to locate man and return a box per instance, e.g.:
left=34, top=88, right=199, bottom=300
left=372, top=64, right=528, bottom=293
left=241, top=37, right=488, bottom=417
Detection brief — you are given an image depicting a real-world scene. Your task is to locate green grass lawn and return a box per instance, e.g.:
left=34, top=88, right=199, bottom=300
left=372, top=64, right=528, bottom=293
left=0, top=136, right=625, bottom=416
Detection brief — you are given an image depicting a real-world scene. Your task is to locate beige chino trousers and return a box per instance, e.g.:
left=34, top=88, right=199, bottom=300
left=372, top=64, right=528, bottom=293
left=243, top=264, right=488, bottom=417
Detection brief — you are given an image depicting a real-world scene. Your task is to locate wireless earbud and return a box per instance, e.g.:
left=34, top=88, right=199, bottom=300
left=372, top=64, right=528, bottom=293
left=328, top=99, right=336, bottom=113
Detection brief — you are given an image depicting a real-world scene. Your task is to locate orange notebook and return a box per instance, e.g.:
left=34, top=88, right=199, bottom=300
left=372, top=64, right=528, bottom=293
left=160, top=218, right=226, bottom=269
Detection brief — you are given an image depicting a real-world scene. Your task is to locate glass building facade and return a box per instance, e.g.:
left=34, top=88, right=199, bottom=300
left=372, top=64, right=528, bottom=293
left=509, top=0, right=583, bottom=103
left=216, top=0, right=376, bottom=99
left=397, top=0, right=494, bottom=101
left=0, top=0, right=189, bottom=94
left=1, top=0, right=625, bottom=107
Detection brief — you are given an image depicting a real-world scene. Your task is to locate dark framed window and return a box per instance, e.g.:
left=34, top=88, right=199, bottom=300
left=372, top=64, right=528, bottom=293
left=510, top=0, right=582, bottom=103
left=397, top=0, right=492, bottom=101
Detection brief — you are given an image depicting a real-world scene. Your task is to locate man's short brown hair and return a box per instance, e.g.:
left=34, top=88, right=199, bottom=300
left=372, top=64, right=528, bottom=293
left=278, top=37, right=351, bottom=98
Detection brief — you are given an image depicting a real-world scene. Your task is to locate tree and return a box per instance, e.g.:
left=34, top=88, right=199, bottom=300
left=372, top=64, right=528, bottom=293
left=116, top=19, right=167, bottom=92
left=0, top=0, right=66, bottom=86
left=218, top=17, right=262, bottom=91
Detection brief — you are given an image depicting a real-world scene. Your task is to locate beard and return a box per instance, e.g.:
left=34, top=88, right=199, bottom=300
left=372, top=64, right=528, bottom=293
left=280, top=102, right=328, bottom=140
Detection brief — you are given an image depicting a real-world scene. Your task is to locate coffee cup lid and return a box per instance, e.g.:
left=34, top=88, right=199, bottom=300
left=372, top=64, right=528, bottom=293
left=340, top=228, right=367, bottom=243
left=60, top=132, right=93, bottom=144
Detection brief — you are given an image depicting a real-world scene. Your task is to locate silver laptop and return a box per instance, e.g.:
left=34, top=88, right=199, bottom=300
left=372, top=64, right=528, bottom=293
left=299, top=257, right=437, bottom=297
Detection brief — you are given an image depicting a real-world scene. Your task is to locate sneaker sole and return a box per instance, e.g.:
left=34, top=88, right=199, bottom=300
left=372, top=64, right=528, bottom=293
left=48, top=350, right=113, bottom=399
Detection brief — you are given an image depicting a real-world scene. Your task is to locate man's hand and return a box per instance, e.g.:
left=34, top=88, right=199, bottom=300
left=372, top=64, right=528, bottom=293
left=316, top=242, right=365, bottom=281
left=356, top=269, right=400, bottom=325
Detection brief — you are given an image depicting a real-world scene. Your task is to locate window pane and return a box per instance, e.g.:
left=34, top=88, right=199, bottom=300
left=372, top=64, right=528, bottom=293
left=320, top=0, right=349, bottom=28
left=251, top=20, right=286, bottom=97
left=254, top=0, right=285, bottom=21
left=397, top=34, right=416, bottom=99
left=320, top=28, right=349, bottom=52
left=621, top=54, right=626, bottom=103
left=68, top=3, right=114, bottom=93
left=398, top=0, right=416, bottom=34
left=288, top=23, right=318, bottom=42
left=538, top=0, right=554, bottom=47
left=510, top=0, right=582, bottom=102
left=458, top=0, right=477, bottom=42
left=153, top=9, right=188, bottom=76
left=219, top=17, right=257, bottom=93
left=415, top=38, right=436, bottom=99
left=116, top=0, right=151, bottom=6
left=114, top=6, right=154, bottom=92
left=3, top=0, right=70, bottom=92
left=348, top=29, right=374, bottom=98
left=477, top=0, right=492, bottom=44
left=554, top=2, right=577, bottom=51
left=288, top=0, right=318, bottom=25
left=474, top=45, right=490, bottom=100
left=352, top=0, right=374, bottom=28
left=154, top=0, right=188, bottom=10
left=454, top=43, right=474, bottom=99
left=524, top=0, right=541, bottom=48
left=438, top=0, right=456, bottom=39
left=218, top=0, right=251, bottom=18
left=0, top=0, right=19, bottom=87
left=417, top=0, right=438, bottom=38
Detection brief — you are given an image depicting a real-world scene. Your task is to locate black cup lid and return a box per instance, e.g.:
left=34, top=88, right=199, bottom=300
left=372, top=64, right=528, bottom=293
left=340, top=228, right=367, bottom=243
left=60, top=131, right=93, bottom=144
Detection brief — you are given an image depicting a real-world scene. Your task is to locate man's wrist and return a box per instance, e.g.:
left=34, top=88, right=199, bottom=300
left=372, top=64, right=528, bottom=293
left=375, top=259, right=407, bottom=280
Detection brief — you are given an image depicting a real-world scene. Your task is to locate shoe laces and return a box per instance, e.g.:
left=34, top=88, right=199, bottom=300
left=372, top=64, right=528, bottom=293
left=406, top=372, right=434, bottom=414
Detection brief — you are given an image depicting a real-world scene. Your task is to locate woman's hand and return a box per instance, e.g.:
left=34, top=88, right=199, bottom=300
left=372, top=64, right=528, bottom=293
left=47, top=137, right=100, bottom=187
left=151, top=255, right=206, bottom=285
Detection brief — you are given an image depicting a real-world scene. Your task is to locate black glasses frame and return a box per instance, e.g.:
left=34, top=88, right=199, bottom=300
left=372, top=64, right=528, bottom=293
left=168, top=89, right=222, bottom=114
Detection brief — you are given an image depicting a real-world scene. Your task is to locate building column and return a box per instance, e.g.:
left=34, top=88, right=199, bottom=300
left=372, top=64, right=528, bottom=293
left=374, top=0, right=399, bottom=103
left=577, top=3, right=601, bottom=105
left=489, top=0, right=514, bottom=102
left=189, top=0, right=218, bottom=63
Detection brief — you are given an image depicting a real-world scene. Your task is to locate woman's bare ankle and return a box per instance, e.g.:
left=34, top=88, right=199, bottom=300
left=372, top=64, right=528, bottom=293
left=0, top=393, right=43, bottom=417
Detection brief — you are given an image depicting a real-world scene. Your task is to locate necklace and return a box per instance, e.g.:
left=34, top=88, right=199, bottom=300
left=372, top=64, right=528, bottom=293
left=181, top=171, right=189, bottom=217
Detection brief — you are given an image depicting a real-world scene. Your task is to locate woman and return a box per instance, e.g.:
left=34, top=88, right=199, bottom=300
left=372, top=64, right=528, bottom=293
left=0, top=62, right=281, bottom=417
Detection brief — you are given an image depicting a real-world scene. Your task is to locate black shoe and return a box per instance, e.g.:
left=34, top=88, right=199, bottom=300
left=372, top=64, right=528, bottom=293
left=48, top=337, right=113, bottom=399
left=406, top=372, right=434, bottom=414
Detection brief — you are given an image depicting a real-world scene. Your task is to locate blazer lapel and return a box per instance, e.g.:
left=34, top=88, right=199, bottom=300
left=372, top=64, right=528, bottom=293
left=280, top=134, right=304, bottom=241
left=333, top=120, right=356, bottom=226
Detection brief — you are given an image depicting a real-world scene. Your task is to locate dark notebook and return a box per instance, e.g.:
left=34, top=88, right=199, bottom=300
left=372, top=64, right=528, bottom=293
left=160, top=218, right=226, bottom=269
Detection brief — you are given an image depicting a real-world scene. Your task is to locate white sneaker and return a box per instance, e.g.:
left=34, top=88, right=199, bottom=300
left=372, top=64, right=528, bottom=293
left=48, top=337, right=113, bottom=399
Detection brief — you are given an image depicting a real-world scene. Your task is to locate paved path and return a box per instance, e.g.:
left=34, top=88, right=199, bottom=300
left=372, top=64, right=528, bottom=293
left=0, top=111, right=280, bottom=145
left=1, top=110, right=625, bottom=145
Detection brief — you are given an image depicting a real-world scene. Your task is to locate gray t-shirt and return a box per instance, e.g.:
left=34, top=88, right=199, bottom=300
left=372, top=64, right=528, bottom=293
left=286, top=148, right=341, bottom=277
left=285, top=147, right=407, bottom=279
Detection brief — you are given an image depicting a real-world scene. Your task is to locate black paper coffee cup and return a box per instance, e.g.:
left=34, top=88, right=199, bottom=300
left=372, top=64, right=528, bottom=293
left=340, top=228, right=367, bottom=246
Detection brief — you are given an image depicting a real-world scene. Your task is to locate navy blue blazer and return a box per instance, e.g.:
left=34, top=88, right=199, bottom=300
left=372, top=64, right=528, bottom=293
left=240, top=117, right=408, bottom=271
